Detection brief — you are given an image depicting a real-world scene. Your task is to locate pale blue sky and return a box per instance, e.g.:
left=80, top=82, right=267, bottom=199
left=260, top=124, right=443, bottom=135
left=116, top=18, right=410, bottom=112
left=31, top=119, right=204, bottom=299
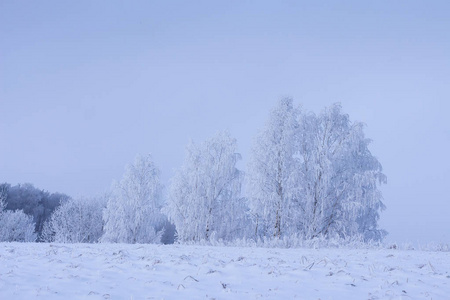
left=1, top=1, right=449, bottom=244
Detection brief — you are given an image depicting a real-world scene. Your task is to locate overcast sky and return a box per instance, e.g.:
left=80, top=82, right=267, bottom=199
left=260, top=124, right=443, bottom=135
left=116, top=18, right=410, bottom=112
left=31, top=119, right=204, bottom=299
left=1, top=1, right=449, bottom=245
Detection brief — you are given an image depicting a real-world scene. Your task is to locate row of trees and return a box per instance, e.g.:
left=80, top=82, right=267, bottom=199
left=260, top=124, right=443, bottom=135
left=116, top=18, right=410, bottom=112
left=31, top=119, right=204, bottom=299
left=41, top=155, right=173, bottom=244
left=1, top=100, right=387, bottom=244
left=165, top=100, right=386, bottom=242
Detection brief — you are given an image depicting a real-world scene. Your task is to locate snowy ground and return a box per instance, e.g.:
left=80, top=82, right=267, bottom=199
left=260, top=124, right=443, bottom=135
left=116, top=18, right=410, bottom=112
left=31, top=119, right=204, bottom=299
left=0, top=243, right=449, bottom=299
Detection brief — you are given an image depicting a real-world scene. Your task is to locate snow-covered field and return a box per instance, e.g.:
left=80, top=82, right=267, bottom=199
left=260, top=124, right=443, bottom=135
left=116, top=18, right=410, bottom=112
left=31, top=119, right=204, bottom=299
left=0, top=243, right=449, bottom=299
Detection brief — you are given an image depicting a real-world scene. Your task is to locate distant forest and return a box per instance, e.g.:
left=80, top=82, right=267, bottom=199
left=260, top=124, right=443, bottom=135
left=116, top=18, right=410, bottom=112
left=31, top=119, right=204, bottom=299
left=0, top=183, right=70, bottom=241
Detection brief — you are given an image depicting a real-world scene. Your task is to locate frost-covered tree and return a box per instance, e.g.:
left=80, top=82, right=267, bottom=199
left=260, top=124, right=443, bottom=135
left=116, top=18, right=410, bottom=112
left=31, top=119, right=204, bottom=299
left=42, top=196, right=106, bottom=243
left=102, top=154, right=165, bottom=244
left=248, top=101, right=386, bottom=241
left=0, top=188, right=37, bottom=242
left=0, top=188, right=5, bottom=212
left=165, top=131, right=248, bottom=242
left=0, top=211, right=37, bottom=242
left=298, top=104, right=386, bottom=240
left=0, top=183, right=69, bottom=239
left=247, top=98, right=301, bottom=238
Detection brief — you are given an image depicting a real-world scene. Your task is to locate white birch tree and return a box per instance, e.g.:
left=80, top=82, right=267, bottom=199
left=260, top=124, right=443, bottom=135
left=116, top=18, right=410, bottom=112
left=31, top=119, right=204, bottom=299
left=102, top=154, right=165, bottom=244
left=0, top=189, right=36, bottom=242
left=247, top=98, right=301, bottom=239
left=248, top=100, right=387, bottom=241
left=164, top=131, right=248, bottom=242
left=42, top=196, right=106, bottom=243
left=298, top=104, right=386, bottom=240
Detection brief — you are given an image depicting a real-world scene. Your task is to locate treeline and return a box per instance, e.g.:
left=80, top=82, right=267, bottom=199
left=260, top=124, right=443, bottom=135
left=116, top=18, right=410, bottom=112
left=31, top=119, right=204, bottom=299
left=0, top=99, right=387, bottom=245
left=0, top=183, right=69, bottom=242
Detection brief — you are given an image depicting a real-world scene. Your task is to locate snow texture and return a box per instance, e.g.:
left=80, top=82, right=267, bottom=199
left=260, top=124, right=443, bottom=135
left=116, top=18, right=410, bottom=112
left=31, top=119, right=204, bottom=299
left=0, top=243, right=448, bottom=299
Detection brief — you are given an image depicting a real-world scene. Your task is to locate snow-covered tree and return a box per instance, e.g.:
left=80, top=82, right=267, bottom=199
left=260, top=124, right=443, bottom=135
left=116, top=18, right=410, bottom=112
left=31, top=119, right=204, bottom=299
left=0, top=188, right=5, bottom=212
left=0, top=183, right=69, bottom=239
left=0, top=188, right=37, bottom=242
left=298, top=104, right=386, bottom=240
left=165, top=131, right=248, bottom=242
left=0, top=211, right=37, bottom=242
left=247, top=98, right=302, bottom=238
left=102, top=154, right=165, bottom=244
left=42, top=196, right=106, bottom=243
left=248, top=101, right=387, bottom=241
